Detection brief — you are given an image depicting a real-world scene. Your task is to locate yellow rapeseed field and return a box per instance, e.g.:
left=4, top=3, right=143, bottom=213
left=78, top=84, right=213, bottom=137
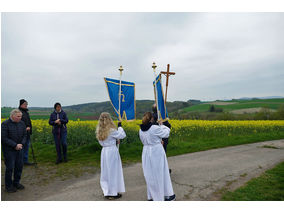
left=2, top=118, right=284, bottom=146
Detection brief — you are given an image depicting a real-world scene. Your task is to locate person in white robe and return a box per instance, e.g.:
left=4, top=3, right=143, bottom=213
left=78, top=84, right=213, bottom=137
left=139, top=112, right=176, bottom=201
left=96, top=112, right=126, bottom=200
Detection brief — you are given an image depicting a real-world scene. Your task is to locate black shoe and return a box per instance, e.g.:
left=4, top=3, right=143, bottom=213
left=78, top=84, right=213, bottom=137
left=56, top=159, right=62, bottom=164
left=24, top=162, right=34, bottom=166
left=169, top=169, right=172, bottom=174
left=6, top=186, right=17, bottom=193
left=165, top=194, right=176, bottom=201
left=148, top=199, right=153, bottom=201
left=13, top=183, right=25, bottom=190
left=115, top=193, right=122, bottom=198
left=105, top=193, right=122, bottom=200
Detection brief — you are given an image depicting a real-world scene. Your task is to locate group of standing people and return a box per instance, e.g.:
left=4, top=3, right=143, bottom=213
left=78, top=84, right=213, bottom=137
left=1, top=99, right=35, bottom=193
left=1, top=100, right=69, bottom=193
left=96, top=104, right=175, bottom=201
left=2, top=100, right=175, bottom=201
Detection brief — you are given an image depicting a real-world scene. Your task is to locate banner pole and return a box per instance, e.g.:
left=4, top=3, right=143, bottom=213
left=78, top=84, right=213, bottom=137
left=117, top=65, right=123, bottom=149
left=118, top=65, right=123, bottom=121
left=152, top=62, right=160, bottom=122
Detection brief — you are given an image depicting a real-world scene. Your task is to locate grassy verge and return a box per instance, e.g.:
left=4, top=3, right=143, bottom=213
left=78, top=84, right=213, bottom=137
left=27, top=142, right=101, bottom=181
left=221, top=161, right=284, bottom=201
left=166, top=132, right=284, bottom=157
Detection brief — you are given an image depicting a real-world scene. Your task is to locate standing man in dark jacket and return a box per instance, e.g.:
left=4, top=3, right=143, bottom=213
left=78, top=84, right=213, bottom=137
left=18, top=99, right=34, bottom=165
left=151, top=104, right=172, bottom=152
left=1, top=109, right=27, bottom=193
left=152, top=104, right=172, bottom=173
left=49, top=103, right=69, bottom=164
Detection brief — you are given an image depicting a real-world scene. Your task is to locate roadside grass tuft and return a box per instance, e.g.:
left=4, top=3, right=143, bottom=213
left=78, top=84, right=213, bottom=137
left=261, top=145, right=280, bottom=149
left=221, top=161, right=284, bottom=201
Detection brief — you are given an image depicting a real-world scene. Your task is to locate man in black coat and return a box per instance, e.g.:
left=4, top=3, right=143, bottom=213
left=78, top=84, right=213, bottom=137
left=18, top=99, right=34, bottom=165
left=152, top=104, right=172, bottom=173
left=151, top=104, right=172, bottom=153
left=49, top=103, right=69, bottom=164
left=1, top=109, right=27, bottom=193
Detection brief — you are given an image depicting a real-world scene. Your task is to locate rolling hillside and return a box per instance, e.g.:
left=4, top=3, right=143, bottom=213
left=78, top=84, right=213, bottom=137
left=1, top=100, right=192, bottom=120
left=2, top=98, right=284, bottom=120
left=182, top=98, right=284, bottom=114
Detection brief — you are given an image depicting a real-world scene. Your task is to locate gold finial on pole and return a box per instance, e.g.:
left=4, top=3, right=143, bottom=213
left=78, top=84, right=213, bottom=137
left=119, top=65, right=124, bottom=73
left=152, top=62, right=160, bottom=122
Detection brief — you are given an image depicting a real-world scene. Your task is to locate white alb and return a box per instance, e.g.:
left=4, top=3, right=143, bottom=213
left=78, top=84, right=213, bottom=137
left=139, top=124, right=174, bottom=201
left=99, top=127, right=126, bottom=196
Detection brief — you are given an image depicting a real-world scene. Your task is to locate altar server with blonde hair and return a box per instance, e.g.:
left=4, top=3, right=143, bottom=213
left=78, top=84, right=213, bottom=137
left=96, top=112, right=126, bottom=200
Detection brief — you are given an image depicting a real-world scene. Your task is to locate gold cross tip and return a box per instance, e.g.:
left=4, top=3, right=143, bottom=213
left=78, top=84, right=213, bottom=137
left=119, top=65, right=124, bottom=72
left=152, top=62, right=157, bottom=69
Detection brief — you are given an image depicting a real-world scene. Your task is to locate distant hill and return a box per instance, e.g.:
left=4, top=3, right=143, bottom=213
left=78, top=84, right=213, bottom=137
left=182, top=98, right=284, bottom=112
left=1, top=100, right=194, bottom=120
left=60, top=100, right=192, bottom=119
left=2, top=97, right=284, bottom=120
left=237, top=96, right=284, bottom=100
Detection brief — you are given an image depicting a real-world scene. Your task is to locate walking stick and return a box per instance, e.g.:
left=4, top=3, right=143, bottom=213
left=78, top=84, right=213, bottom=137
left=29, top=140, right=38, bottom=168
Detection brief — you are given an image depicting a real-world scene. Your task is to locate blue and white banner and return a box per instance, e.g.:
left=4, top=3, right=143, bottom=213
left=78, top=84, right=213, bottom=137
left=153, top=74, right=168, bottom=121
left=104, top=77, right=136, bottom=120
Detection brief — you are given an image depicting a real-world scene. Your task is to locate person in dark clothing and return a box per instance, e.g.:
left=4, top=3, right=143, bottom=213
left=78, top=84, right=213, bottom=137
left=151, top=104, right=172, bottom=153
left=152, top=104, right=172, bottom=174
left=49, top=103, right=69, bottom=164
left=1, top=109, right=27, bottom=193
left=18, top=99, right=34, bottom=165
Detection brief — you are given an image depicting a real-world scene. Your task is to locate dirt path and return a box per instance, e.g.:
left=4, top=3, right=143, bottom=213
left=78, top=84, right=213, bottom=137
left=2, top=139, right=284, bottom=201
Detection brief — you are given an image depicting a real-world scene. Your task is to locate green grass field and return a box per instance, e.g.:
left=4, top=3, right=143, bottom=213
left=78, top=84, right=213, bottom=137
left=183, top=98, right=284, bottom=113
left=221, top=161, right=284, bottom=201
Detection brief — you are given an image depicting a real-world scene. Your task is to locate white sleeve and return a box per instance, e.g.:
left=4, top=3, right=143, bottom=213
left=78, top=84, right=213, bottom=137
left=111, top=127, right=126, bottom=140
left=139, top=130, right=144, bottom=143
left=153, top=125, right=170, bottom=138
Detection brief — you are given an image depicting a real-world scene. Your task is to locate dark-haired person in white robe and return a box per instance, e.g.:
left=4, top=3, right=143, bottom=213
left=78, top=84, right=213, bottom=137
left=139, top=112, right=175, bottom=201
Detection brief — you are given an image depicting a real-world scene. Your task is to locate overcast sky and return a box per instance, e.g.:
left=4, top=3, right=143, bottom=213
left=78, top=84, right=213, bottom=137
left=1, top=12, right=284, bottom=107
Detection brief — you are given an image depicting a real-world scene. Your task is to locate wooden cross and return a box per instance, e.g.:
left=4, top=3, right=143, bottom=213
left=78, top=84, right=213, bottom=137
left=160, top=64, right=175, bottom=103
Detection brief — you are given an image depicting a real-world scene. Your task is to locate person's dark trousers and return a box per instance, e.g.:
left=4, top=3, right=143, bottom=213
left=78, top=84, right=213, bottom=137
left=163, top=138, right=171, bottom=173
left=53, top=131, right=67, bottom=161
left=23, top=138, right=30, bottom=163
left=3, top=149, right=24, bottom=189
left=163, top=138, right=169, bottom=153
